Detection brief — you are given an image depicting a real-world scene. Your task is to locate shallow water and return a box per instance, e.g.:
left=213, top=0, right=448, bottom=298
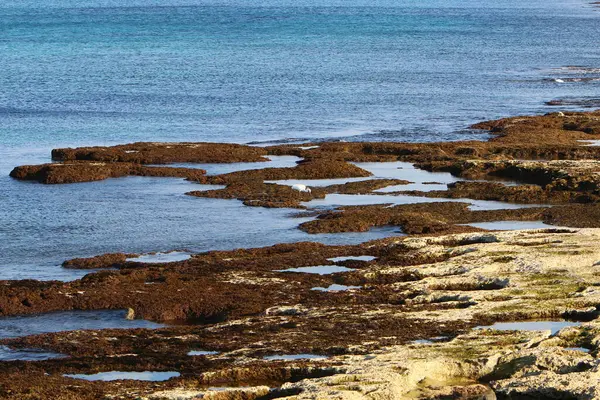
left=565, top=347, right=590, bottom=353
left=327, top=255, right=377, bottom=263
left=159, top=156, right=303, bottom=175
left=411, top=339, right=434, bottom=345
left=0, top=310, right=164, bottom=339
left=64, top=371, right=180, bottom=381
left=263, top=354, right=327, bottom=361
left=126, top=251, right=192, bottom=263
left=266, top=177, right=373, bottom=187
left=277, top=265, right=354, bottom=275
left=354, top=161, right=463, bottom=192
left=0, top=176, right=404, bottom=281
left=311, top=284, right=361, bottom=292
left=464, top=221, right=557, bottom=230
left=188, top=350, right=220, bottom=356
left=1, top=0, right=599, bottom=285
left=578, top=140, right=600, bottom=146
left=1, top=0, right=599, bottom=340
left=475, top=321, right=581, bottom=335
left=0, top=345, right=66, bottom=361
left=302, top=193, right=543, bottom=211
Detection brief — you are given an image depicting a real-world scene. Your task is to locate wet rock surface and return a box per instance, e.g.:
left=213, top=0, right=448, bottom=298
left=4, top=111, right=600, bottom=399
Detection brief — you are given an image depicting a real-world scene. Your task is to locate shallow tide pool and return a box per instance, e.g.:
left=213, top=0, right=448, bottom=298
left=475, top=321, right=582, bottom=335
left=277, top=265, right=354, bottom=275
left=0, top=310, right=164, bottom=340
left=64, top=371, right=180, bottom=382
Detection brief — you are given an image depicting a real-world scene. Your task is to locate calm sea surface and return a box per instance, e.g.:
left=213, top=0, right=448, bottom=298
left=1, top=0, right=599, bottom=279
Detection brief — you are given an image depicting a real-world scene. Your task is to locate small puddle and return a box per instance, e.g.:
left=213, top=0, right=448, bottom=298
left=411, top=339, right=434, bottom=345
left=188, top=350, right=220, bottom=356
left=277, top=265, right=354, bottom=275
left=565, top=347, right=590, bottom=353
left=0, top=345, right=66, bottom=361
left=411, top=336, right=449, bottom=345
left=311, top=284, right=361, bottom=292
left=475, top=321, right=582, bottom=335
left=327, top=255, right=377, bottom=263
left=463, top=221, right=557, bottom=230
left=64, top=371, right=180, bottom=381
left=0, top=310, right=164, bottom=339
left=126, top=251, right=192, bottom=263
left=162, top=156, right=303, bottom=176
left=297, top=146, right=320, bottom=150
left=263, top=354, right=327, bottom=361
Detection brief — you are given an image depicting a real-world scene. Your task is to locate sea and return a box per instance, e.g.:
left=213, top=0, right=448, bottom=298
left=1, top=0, right=599, bottom=281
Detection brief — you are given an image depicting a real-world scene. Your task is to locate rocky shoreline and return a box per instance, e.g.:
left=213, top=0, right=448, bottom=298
left=3, top=110, right=600, bottom=399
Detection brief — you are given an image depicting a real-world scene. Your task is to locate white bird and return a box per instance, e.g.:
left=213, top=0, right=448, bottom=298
left=554, top=78, right=565, bottom=83
left=291, top=183, right=311, bottom=193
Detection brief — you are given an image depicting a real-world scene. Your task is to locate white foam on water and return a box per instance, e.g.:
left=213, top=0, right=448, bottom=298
left=64, top=371, right=180, bottom=382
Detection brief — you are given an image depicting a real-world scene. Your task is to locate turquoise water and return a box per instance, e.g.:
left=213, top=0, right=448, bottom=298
left=1, top=0, right=599, bottom=281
